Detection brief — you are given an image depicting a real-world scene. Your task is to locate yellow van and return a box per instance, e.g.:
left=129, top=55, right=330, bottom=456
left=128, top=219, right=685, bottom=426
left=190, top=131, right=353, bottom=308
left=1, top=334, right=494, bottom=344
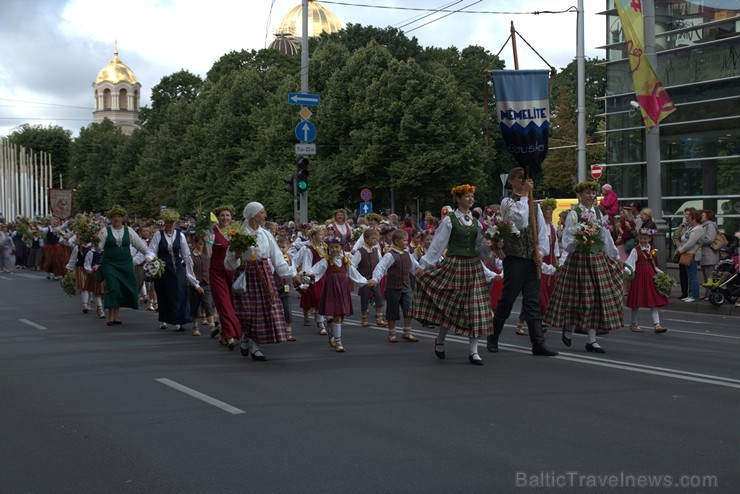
left=544, top=197, right=604, bottom=222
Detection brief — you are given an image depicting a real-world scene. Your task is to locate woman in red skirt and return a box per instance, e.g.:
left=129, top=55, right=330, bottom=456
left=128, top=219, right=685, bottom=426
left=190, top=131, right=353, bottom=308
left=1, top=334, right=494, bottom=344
left=225, top=202, right=300, bottom=361
left=296, top=227, right=328, bottom=334
left=624, top=228, right=669, bottom=333
left=208, top=205, right=242, bottom=350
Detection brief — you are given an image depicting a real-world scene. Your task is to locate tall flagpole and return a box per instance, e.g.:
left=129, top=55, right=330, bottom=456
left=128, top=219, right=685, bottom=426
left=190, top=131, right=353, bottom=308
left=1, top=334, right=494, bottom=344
left=576, top=0, right=587, bottom=182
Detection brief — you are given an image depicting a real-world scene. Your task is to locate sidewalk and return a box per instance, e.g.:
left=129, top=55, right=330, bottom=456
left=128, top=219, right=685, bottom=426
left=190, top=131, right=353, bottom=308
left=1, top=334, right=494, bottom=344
left=660, top=264, right=738, bottom=317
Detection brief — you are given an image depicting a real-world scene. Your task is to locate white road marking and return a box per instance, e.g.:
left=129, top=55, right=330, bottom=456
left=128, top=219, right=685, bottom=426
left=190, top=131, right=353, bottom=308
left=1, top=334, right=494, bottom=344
left=662, top=318, right=708, bottom=325
left=0, top=276, right=12, bottom=280
left=14, top=273, right=46, bottom=279
left=19, top=318, right=47, bottom=330
left=155, top=378, right=245, bottom=415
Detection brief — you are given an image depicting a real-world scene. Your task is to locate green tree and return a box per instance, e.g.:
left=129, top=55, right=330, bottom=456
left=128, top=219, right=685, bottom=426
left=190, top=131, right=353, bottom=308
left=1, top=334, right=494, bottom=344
left=139, top=69, right=203, bottom=129
left=8, top=124, right=72, bottom=188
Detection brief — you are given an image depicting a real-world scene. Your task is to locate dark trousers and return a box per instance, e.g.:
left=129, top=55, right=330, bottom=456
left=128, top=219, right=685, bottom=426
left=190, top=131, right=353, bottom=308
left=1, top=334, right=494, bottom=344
left=679, top=264, right=689, bottom=298
left=493, top=256, right=545, bottom=346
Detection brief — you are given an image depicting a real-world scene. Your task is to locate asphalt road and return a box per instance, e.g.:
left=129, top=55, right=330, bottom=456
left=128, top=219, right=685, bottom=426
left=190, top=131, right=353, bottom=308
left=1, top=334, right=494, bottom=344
left=1, top=270, right=738, bottom=493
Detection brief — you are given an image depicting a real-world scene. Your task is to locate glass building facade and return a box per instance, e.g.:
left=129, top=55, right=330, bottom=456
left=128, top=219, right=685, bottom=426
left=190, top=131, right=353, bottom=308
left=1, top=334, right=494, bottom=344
left=599, top=1, right=740, bottom=236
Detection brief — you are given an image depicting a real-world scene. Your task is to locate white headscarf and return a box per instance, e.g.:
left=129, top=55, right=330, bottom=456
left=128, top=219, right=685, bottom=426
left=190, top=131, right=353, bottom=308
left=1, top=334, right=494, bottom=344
left=243, top=202, right=264, bottom=221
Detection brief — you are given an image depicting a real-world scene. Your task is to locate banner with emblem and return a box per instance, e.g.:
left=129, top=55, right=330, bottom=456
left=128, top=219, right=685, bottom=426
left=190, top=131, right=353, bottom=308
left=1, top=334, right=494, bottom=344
left=615, top=0, right=676, bottom=130
left=48, top=188, right=73, bottom=219
left=491, top=70, right=550, bottom=176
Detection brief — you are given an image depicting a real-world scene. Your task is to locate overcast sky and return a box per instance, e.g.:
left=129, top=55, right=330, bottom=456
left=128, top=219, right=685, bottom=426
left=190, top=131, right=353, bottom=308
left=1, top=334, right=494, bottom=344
left=0, top=0, right=606, bottom=137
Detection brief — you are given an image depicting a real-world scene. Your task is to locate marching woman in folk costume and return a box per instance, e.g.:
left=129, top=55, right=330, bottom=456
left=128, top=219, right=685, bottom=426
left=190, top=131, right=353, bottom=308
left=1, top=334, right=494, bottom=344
left=296, top=226, right=329, bottom=333
left=330, top=209, right=353, bottom=251
left=208, top=205, right=242, bottom=349
left=225, top=202, right=300, bottom=362
left=543, top=182, right=625, bottom=354
left=40, top=217, right=69, bottom=280
left=97, top=205, right=152, bottom=326
left=146, top=208, right=203, bottom=331
left=410, top=184, right=494, bottom=366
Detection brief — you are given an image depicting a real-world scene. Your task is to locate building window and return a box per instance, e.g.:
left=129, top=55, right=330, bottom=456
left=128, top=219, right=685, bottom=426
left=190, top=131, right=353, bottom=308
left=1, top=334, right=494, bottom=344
left=103, top=89, right=111, bottom=110
left=119, top=89, right=128, bottom=110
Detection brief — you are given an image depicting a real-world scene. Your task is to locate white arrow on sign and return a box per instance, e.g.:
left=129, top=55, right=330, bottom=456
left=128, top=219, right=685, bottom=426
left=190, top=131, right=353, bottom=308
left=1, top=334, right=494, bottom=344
left=300, top=122, right=312, bottom=141
left=288, top=93, right=320, bottom=105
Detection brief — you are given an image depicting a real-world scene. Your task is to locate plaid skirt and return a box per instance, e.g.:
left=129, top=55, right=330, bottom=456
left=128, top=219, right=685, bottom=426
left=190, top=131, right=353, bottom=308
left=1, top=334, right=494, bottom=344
left=410, top=256, right=493, bottom=338
left=543, top=251, right=624, bottom=334
left=233, top=259, right=289, bottom=345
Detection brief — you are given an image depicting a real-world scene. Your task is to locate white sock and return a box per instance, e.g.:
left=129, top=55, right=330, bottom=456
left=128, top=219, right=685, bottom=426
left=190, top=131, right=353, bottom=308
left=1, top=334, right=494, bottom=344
left=630, top=309, right=638, bottom=325
left=587, top=329, right=598, bottom=345
left=81, top=291, right=90, bottom=305
left=651, top=308, right=660, bottom=325
left=250, top=339, right=263, bottom=356
left=333, top=324, right=342, bottom=340
left=436, top=327, right=449, bottom=345
left=563, top=325, right=574, bottom=338
left=95, top=296, right=103, bottom=308
left=469, top=337, right=479, bottom=355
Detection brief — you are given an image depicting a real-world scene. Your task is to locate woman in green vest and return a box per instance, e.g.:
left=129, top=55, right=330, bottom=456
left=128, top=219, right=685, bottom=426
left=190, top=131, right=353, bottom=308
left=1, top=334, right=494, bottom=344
left=97, top=205, right=152, bottom=326
left=410, top=184, right=493, bottom=366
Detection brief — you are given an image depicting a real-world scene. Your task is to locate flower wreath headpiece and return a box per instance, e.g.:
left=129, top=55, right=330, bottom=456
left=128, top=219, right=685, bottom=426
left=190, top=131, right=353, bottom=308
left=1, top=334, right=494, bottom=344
left=638, top=228, right=658, bottom=236
left=539, top=198, right=557, bottom=211
left=160, top=208, right=181, bottom=222
left=106, top=204, right=127, bottom=217
left=451, top=184, right=476, bottom=197
left=212, top=204, right=235, bottom=217
left=574, top=181, right=599, bottom=194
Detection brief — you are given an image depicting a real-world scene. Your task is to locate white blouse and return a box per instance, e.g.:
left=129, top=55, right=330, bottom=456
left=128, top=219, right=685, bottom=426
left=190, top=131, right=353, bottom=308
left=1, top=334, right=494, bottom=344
left=224, top=224, right=296, bottom=279
left=419, top=210, right=489, bottom=270
left=559, top=205, right=619, bottom=263
left=309, top=254, right=369, bottom=285
left=97, top=226, right=149, bottom=255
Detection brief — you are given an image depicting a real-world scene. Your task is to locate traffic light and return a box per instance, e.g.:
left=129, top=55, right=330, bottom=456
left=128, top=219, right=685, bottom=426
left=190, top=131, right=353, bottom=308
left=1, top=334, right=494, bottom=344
left=296, top=157, right=309, bottom=192
left=283, top=175, right=295, bottom=195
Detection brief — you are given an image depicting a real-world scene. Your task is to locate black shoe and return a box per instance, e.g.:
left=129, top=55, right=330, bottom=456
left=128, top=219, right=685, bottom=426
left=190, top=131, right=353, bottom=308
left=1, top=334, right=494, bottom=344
left=469, top=353, right=484, bottom=366
left=113, top=320, right=122, bottom=325
left=434, top=338, right=445, bottom=360
left=174, top=325, right=184, bottom=332
left=486, top=334, right=498, bottom=353
left=210, top=326, right=220, bottom=338
left=106, top=321, right=114, bottom=326
left=251, top=351, right=268, bottom=362
left=240, top=345, right=249, bottom=357
left=585, top=342, right=605, bottom=354
left=532, top=344, right=558, bottom=356
left=562, top=331, right=572, bottom=347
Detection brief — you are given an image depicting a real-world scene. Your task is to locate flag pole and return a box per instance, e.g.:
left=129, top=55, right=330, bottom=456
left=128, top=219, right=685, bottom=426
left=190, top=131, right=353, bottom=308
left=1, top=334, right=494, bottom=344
left=511, top=21, right=541, bottom=278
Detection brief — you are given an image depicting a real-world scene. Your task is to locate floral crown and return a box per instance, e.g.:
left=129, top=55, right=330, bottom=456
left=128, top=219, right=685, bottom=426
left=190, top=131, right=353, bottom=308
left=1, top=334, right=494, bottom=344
left=212, top=204, right=235, bottom=217
left=451, top=184, right=476, bottom=196
left=638, top=228, right=658, bottom=236
left=160, top=208, right=180, bottom=222
left=325, top=236, right=347, bottom=245
left=308, top=226, right=324, bottom=237
left=574, top=181, right=599, bottom=194
left=365, top=213, right=383, bottom=223
left=106, top=204, right=127, bottom=217
left=540, top=198, right=557, bottom=211
left=380, top=225, right=397, bottom=234
left=333, top=208, right=347, bottom=218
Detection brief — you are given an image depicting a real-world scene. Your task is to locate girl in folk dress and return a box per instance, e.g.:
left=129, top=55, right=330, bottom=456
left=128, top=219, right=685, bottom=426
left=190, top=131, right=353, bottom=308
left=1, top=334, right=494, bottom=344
left=410, top=184, right=493, bottom=366
left=65, top=242, right=94, bottom=314
left=310, top=237, right=376, bottom=352
left=331, top=209, right=353, bottom=251
left=296, top=226, right=329, bottom=333
left=543, top=182, right=625, bottom=354
left=624, top=229, right=669, bottom=334
left=225, top=202, right=300, bottom=361
left=83, top=245, right=106, bottom=319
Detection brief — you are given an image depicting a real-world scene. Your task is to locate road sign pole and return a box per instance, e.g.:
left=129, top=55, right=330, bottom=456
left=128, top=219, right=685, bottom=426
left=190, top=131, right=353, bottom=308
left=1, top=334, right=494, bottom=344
left=298, top=0, right=309, bottom=224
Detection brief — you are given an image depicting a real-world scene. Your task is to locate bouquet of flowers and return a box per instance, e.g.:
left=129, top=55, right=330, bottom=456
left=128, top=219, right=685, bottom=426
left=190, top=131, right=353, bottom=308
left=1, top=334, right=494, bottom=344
left=295, top=271, right=316, bottom=293
left=351, top=227, right=367, bottom=242
left=654, top=271, right=676, bottom=296
left=60, top=272, right=77, bottom=297
left=143, top=258, right=166, bottom=279
left=227, top=227, right=258, bottom=256
left=482, top=209, right=519, bottom=243
left=574, top=211, right=604, bottom=254
left=71, top=212, right=99, bottom=245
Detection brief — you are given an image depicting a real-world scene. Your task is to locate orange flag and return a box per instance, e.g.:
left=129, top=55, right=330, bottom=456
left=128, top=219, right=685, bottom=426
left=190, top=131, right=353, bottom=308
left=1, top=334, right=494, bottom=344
left=615, top=0, right=676, bottom=130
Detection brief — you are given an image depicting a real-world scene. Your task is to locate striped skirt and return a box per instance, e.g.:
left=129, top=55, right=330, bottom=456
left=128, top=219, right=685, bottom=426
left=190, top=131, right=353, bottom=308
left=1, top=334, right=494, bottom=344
left=233, top=259, right=289, bottom=345
left=410, top=256, right=493, bottom=338
left=74, top=266, right=88, bottom=291
left=543, top=251, right=624, bottom=334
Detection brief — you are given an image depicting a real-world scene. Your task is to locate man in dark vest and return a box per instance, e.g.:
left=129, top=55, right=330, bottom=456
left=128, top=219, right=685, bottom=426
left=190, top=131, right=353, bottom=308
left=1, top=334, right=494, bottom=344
left=487, top=167, right=558, bottom=356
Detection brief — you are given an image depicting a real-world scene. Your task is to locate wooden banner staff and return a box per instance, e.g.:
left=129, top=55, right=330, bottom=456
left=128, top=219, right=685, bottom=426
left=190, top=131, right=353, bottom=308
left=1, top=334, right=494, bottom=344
left=510, top=21, right=542, bottom=279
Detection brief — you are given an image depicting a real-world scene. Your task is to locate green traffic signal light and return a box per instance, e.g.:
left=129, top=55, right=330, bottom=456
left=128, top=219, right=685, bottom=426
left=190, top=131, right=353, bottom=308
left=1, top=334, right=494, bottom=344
left=296, top=157, right=309, bottom=192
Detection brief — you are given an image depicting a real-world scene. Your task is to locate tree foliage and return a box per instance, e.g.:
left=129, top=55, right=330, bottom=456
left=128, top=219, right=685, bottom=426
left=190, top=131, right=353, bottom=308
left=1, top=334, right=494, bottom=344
left=65, top=25, right=604, bottom=220
left=8, top=124, right=72, bottom=188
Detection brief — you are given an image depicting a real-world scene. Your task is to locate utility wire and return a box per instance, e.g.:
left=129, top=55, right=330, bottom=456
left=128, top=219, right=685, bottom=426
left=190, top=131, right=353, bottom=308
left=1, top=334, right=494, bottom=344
left=394, top=0, right=462, bottom=30
left=405, top=0, right=482, bottom=34
left=0, top=98, right=91, bottom=110
left=320, top=1, right=577, bottom=15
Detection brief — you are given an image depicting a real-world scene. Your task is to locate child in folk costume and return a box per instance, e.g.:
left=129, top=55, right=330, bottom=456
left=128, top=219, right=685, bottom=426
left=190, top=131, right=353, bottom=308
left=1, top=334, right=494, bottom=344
left=296, top=226, right=329, bottom=333
left=276, top=237, right=297, bottom=342
left=309, top=237, right=377, bottom=352
left=352, top=213, right=382, bottom=252
left=65, top=241, right=94, bottom=314
left=624, top=229, right=669, bottom=334
left=83, top=244, right=106, bottom=318
left=350, top=228, right=386, bottom=328
left=186, top=233, right=214, bottom=337
left=40, top=218, right=69, bottom=280
left=371, top=229, right=420, bottom=343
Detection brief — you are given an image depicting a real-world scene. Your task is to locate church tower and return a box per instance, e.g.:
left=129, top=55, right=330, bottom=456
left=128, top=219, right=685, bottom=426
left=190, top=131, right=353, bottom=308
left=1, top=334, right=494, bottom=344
left=92, top=44, right=141, bottom=135
left=269, top=0, right=343, bottom=55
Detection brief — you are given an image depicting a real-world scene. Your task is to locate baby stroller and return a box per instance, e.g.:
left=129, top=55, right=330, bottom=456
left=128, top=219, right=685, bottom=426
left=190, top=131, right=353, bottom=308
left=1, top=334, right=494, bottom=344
left=708, top=271, right=740, bottom=307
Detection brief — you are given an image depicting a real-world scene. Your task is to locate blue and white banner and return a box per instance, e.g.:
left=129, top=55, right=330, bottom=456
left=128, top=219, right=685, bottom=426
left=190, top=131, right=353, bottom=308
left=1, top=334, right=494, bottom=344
left=491, top=70, right=550, bottom=174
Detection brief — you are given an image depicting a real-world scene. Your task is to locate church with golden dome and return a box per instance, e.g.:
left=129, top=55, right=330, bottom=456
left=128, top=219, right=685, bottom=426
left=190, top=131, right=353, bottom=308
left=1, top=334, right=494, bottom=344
left=92, top=44, right=141, bottom=135
left=268, top=0, right=343, bottom=55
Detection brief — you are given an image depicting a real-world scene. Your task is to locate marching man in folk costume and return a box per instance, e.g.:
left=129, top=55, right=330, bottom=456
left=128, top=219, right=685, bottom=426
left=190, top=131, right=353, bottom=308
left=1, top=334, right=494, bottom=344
left=487, top=168, right=558, bottom=357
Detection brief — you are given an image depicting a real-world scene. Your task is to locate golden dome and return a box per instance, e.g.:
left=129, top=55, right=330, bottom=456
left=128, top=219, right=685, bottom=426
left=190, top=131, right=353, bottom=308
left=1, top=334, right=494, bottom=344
left=95, top=47, right=138, bottom=85
left=269, top=34, right=300, bottom=56
left=277, top=0, right=343, bottom=38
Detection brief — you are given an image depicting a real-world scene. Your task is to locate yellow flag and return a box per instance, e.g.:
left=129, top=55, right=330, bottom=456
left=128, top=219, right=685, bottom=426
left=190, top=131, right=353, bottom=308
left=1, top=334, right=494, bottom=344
left=615, top=0, right=676, bottom=130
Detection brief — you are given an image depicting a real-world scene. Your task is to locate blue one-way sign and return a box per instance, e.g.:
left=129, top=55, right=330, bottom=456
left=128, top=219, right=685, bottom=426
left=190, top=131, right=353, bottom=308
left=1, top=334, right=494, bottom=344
left=360, top=202, right=373, bottom=215
left=295, top=121, right=317, bottom=143
left=288, top=93, right=321, bottom=106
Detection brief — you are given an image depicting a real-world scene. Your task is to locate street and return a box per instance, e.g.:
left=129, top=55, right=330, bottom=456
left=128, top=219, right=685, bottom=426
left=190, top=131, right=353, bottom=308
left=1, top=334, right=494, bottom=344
left=1, top=271, right=738, bottom=493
